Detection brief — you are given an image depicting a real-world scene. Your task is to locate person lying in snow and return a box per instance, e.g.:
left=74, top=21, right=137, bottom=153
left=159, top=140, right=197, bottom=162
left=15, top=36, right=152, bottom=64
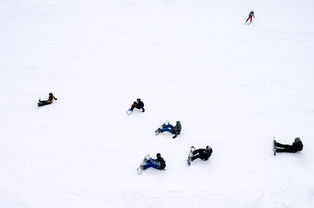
left=273, top=137, right=303, bottom=155
left=38, top=93, right=58, bottom=106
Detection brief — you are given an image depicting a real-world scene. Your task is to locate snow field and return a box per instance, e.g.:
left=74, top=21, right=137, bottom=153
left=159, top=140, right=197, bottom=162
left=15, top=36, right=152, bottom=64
left=1, top=0, right=314, bottom=207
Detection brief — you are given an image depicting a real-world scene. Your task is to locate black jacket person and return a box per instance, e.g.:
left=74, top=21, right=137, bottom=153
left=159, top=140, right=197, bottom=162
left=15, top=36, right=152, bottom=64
left=274, top=137, right=303, bottom=153
left=190, top=146, right=213, bottom=161
left=129, top=98, right=145, bottom=112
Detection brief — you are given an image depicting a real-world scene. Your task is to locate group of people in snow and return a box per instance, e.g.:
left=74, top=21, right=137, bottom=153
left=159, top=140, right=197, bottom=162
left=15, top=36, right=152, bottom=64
left=139, top=145, right=213, bottom=172
left=36, top=11, right=262, bottom=173
left=38, top=93, right=304, bottom=173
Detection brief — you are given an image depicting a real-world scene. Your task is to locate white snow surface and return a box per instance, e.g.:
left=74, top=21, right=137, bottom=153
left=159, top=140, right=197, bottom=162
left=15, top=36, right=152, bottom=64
left=1, top=0, right=314, bottom=207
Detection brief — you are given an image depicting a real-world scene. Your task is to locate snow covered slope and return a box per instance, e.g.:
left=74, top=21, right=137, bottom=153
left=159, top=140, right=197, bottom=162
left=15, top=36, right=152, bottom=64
left=1, top=0, right=314, bottom=207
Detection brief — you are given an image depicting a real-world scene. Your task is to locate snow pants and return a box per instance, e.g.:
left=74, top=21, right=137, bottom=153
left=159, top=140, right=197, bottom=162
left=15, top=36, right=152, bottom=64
left=191, top=149, right=209, bottom=161
left=246, top=16, right=252, bottom=23
left=38, top=100, right=52, bottom=106
left=143, top=159, right=161, bottom=170
left=275, top=143, right=298, bottom=153
left=130, top=102, right=144, bottom=112
left=159, top=124, right=174, bottom=133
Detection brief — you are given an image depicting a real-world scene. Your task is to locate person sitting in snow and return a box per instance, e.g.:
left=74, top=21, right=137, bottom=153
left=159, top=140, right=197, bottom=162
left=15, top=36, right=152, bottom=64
left=140, top=153, right=166, bottom=171
left=187, top=145, right=213, bottom=166
left=273, top=137, right=303, bottom=155
left=245, top=10, right=255, bottom=24
left=128, top=98, right=145, bottom=114
left=38, top=93, right=58, bottom=106
left=155, top=121, right=181, bottom=139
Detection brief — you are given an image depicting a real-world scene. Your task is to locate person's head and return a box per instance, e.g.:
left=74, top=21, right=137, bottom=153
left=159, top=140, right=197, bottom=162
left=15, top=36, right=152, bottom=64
left=206, top=145, right=210, bottom=150
left=295, top=137, right=301, bottom=142
left=156, top=153, right=161, bottom=158
left=137, top=98, right=141, bottom=102
left=49, top=93, right=53, bottom=96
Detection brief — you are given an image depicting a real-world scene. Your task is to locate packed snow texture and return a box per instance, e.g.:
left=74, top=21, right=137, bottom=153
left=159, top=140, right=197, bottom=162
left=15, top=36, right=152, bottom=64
left=1, top=0, right=314, bottom=207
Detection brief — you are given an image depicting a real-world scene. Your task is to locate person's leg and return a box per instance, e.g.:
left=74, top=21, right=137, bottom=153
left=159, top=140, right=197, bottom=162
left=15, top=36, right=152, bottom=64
left=190, top=149, right=207, bottom=161
left=163, top=124, right=174, bottom=128
left=249, top=16, right=252, bottom=23
left=143, top=159, right=160, bottom=169
left=143, top=163, right=158, bottom=169
left=192, top=149, right=203, bottom=155
left=160, top=124, right=174, bottom=133
left=276, top=148, right=297, bottom=153
left=246, top=16, right=250, bottom=22
left=275, top=142, right=292, bottom=149
left=191, top=154, right=202, bottom=161
left=39, top=100, right=50, bottom=105
left=130, top=102, right=137, bottom=111
left=159, top=128, right=172, bottom=133
left=135, top=105, right=145, bottom=112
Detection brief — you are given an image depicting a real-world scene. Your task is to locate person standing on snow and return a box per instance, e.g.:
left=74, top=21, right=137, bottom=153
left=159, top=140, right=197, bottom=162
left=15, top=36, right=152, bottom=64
left=245, top=10, right=255, bottom=24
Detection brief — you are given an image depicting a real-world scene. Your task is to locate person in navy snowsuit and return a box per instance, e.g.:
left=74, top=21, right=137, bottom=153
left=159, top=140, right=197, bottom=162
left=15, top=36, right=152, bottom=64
left=155, top=121, right=181, bottom=139
left=142, top=153, right=166, bottom=170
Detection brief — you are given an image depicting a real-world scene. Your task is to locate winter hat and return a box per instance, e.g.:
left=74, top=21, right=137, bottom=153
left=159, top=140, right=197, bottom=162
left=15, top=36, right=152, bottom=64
left=206, top=145, right=212, bottom=150
left=295, top=137, right=301, bottom=142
